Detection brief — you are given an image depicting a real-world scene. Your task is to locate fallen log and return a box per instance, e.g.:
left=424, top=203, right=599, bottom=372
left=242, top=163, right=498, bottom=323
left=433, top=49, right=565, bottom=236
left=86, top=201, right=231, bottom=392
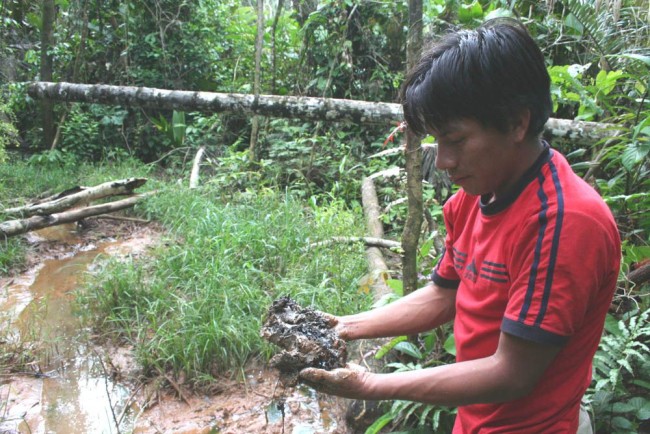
left=27, top=82, right=618, bottom=144
left=0, top=193, right=153, bottom=238
left=3, top=178, right=147, bottom=217
left=28, top=82, right=401, bottom=125
left=307, top=236, right=401, bottom=251
left=361, top=177, right=392, bottom=300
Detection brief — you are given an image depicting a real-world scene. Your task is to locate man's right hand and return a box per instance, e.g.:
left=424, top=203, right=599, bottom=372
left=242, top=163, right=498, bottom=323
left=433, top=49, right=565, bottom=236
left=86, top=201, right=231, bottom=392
left=319, top=312, right=352, bottom=341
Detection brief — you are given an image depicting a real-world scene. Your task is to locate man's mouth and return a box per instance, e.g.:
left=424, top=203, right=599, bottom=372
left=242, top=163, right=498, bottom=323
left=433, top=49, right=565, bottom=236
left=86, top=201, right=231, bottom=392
left=450, top=175, right=468, bottom=183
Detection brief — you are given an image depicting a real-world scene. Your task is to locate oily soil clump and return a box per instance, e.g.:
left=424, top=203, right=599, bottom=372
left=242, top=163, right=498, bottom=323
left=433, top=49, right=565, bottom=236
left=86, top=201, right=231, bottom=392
left=261, top=296, right=347, bottom=386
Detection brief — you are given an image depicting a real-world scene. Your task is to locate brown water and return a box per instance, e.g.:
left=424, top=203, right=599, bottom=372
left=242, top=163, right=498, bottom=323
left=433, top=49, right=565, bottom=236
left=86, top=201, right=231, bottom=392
left=0, top=224, right=140, bottom=434
left=0, top=223, right=349, bottom=434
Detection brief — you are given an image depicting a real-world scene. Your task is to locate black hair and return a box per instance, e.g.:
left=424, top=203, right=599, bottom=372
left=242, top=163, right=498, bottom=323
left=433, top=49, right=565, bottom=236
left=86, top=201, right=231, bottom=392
left=400, top=18, right=552, bottom=139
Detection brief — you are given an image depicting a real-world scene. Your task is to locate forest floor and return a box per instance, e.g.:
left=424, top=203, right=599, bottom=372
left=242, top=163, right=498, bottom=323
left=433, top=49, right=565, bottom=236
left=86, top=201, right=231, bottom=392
left=0, top=219, right=351, bottom=434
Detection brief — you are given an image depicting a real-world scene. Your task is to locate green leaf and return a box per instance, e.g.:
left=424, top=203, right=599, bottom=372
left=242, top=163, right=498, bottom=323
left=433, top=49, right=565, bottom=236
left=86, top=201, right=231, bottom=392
left=172, top=111, right=186, bottom=144
left=387, top=279, right=404, bottom=296
left=604, top=314, right=620, bottom=335
left=627, top=397, right=650, bottom=420
left=611, top=416, right=633, bottom=430
left=458, top=1, right=483, bottom=23
left=566, top=148, right=587, bottom=158
left=375, top=336, right=407, bottom=360
left=484, top=8, right=514, bottom=20
left=364, top=412, right=393, bottom=434
left=615, top=53, right=650, bottom=67
left=621, top=142, right=650, bottom=171
left=595, top=70, right=624, bottom=95
left=419, top=239, right=433, bottom=258
left=564, top=13, right=584, bottom=34
left=394, top=341, right=423, bottom=360
left=443, top=333, right=456, bottom=356
left=613, top=401, right=635, bottom=413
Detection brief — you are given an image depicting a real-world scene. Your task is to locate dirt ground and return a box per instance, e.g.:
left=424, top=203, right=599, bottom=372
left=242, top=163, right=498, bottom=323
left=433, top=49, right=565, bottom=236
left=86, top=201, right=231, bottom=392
left=1, top=217, right=353, bottom=434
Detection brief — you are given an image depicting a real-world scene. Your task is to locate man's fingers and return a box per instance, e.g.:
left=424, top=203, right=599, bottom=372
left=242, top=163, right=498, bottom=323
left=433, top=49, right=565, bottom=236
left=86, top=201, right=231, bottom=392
left=321, top=312, right=339, bottom=328
left=299, top=367, right=323, bottom=383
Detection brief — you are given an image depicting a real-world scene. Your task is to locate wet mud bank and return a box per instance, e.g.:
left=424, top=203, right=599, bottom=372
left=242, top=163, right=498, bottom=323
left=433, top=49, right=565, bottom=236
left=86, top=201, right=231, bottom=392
left=0, top=220, right=353, bottom=434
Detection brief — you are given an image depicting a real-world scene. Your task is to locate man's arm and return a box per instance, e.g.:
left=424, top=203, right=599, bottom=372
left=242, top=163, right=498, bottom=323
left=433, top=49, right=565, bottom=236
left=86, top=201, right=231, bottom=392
left=300, top=331, right=561, bottom=406
left=336, top=282, right=457, bottom=341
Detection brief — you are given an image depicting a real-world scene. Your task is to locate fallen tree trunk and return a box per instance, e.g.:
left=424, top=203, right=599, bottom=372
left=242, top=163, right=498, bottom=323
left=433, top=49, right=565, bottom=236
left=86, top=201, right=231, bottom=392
left=3, top=178, right=147, bottom=217
left=28, top=82, right=617, bottom=144
left=28, top=81, right=401, bottom=125
left=308, top=236, right=401, bottom=250
left=360, top=177, right=392, bottom=300
left=0, top=193, right=153, bottom=238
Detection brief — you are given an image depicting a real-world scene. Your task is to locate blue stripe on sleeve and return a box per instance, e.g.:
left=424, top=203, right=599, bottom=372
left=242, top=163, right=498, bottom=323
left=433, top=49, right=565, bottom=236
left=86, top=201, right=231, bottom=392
left=535, top=160, right=565, bottom=326
left=519, top=173, right=549, bottom=322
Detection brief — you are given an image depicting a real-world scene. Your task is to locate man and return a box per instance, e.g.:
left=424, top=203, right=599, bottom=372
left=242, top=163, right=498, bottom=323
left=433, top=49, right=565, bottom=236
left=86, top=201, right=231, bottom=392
left=300, top=19, right=621, bottom=433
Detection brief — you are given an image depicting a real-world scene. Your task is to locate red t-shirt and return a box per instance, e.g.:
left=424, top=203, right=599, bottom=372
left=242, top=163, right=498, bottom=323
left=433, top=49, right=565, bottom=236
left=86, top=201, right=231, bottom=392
left=432, top=146, right=621, bottom=433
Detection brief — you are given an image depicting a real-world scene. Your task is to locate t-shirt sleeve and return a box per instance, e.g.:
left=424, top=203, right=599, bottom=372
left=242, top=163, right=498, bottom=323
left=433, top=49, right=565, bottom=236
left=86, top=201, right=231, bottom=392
left=431, top=199, right=461, bottom=290
left=501, top=210, right=619, bottom=346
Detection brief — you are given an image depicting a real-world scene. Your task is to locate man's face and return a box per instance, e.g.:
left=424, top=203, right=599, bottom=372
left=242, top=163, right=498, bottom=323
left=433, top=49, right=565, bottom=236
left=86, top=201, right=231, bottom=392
left=431, top=118, right=527, bottom=201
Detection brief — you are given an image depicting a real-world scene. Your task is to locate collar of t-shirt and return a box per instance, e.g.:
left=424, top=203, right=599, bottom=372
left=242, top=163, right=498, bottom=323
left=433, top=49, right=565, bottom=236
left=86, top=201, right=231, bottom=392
left=479, top=142, right=552, bottom=216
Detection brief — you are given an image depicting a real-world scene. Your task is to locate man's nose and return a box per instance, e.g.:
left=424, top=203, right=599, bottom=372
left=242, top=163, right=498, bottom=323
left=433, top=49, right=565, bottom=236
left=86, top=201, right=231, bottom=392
left=435, top=145, right=457, bottom=171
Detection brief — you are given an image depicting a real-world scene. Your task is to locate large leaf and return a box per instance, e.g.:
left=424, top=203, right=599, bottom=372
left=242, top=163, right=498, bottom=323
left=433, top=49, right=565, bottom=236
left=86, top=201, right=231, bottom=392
left=621, top=142, right=650, bottom=171
left=394, top=341, right=424, bottom=360
left=443, top=333, right=456, bottom=356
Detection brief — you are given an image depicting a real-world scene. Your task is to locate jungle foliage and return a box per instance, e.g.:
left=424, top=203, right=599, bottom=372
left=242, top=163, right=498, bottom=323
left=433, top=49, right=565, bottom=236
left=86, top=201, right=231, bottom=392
left=1, top=0, right=649, bottom=432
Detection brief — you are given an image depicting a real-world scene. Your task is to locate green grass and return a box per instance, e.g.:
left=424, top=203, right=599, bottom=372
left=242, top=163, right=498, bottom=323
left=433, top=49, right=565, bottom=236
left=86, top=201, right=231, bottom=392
left=80, top=184, right=373, bottom=385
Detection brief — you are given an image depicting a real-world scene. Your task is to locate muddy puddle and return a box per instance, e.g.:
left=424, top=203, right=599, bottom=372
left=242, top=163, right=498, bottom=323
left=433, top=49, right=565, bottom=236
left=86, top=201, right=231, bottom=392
left=0, top=221, right=351, bottom=434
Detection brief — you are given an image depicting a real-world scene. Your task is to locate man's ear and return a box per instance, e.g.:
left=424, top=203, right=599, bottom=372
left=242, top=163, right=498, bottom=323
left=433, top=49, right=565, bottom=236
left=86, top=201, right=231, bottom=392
left=511, top=109, right=531, bottom=142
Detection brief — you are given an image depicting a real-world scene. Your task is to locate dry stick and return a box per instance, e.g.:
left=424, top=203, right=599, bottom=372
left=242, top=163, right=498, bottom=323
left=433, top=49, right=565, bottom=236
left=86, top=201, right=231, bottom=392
left=147, top=146, right=192, bottom=165
left=156, top=367, right=191, bottom=406
left=189, top=146, right=206, bottom=189
left=116, top=383, right=143, bottom=428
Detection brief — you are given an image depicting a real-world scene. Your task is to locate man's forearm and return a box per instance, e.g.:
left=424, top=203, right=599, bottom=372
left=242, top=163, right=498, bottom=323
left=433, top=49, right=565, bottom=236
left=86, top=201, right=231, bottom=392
left=340, top=283, right=456, bottom=340
left=362, top=356, right=517, bottom=406
left=358, top=332, right=561, bottom=407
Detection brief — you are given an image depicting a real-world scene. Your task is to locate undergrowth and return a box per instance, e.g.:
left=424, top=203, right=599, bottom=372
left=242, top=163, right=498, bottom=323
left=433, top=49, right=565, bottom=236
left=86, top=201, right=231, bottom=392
left=78, top=184, right=373, bottom=386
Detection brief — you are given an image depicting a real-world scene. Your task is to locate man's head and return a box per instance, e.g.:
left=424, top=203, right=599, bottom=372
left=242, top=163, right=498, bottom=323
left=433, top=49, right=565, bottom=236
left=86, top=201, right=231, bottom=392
left=401, top=18, right=552, bottom=141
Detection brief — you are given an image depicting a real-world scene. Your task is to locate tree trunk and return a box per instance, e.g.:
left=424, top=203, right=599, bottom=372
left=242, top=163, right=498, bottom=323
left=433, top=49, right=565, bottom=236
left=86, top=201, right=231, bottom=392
left=401, top=0, right=424, bottom=295
left=28, top=82, right=615, bottom=144
left=40, top=0, right=56, bottom=149
left=28, top=81, right=402, bottom=125
left=249, top=0, right=265, bottom=162
left=271, top=0, right=285, bottom=94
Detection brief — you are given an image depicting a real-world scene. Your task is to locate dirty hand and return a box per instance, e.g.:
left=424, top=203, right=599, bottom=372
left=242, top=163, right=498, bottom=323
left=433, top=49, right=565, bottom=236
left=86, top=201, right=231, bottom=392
left=316, top=311, right=352, bottom=341
left=299, top=363, right=373, bottom=400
